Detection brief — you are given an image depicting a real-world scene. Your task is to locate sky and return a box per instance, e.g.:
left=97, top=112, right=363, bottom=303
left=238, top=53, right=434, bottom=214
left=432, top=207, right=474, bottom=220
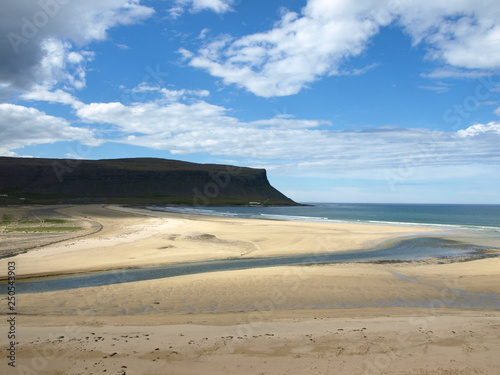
left=1, top=0, right=500, bottom=204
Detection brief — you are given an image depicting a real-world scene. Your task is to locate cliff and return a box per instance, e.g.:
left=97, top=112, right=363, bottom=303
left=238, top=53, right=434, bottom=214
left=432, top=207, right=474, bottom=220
left=0, top=157, right=298, bottom=206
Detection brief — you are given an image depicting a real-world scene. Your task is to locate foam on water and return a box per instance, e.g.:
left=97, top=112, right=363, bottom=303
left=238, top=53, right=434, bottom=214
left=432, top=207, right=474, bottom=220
left=149, top=204, right=500, bottom=235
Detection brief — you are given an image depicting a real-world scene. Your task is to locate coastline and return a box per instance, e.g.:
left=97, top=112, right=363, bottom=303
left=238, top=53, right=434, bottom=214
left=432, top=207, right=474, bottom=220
left=0, top=204, right=442, bottom=280
left=1, top=204, right=500, bottom=374
left=148, top=203, right=500, bottom=232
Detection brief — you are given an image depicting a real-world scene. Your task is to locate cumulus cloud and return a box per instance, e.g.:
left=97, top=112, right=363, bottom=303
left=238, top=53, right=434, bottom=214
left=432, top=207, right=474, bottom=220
left=75, top=100, right=237, bottom=135
left=189, top=0, right=390, bottom=97
left=457, top=121, right=500, bottom=137
left=168, top=0, right=234, bottom=18
left=395, top=0, right=500, bottom=70
left=0, top=103, right=97, bottom=156
left=186, top=0, right=500, bottom=97
left=0, top=0, right=154, bottom=90
left=21, top=84, right=83, bottom=108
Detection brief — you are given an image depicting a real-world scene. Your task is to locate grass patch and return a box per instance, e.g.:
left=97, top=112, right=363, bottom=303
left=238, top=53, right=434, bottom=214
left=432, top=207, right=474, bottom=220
left=1, top=214, right=14, bottom=225
left=44, top=219, right=67, bottom=224
left=7, top=226, right=82, bottom=232
left=19, top=218, right=67, bottom=224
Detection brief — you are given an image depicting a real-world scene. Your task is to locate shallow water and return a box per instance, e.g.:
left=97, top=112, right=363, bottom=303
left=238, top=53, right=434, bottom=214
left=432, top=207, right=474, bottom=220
left=13, top=237, right=498, bottom=294
left=151, top=203, right=500, bottom=230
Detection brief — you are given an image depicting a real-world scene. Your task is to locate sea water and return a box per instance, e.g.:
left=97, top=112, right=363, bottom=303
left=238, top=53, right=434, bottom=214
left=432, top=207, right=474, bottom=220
left=150, top=203, right=500, bottom=231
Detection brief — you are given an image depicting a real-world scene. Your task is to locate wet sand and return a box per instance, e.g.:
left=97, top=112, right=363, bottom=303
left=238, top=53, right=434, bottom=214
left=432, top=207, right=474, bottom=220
left=0, top=204, right=499, bottom=374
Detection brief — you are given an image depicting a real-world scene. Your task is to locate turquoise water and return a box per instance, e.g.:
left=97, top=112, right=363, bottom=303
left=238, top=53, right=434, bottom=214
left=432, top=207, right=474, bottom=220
left=150, top=203, right=500, bottom=230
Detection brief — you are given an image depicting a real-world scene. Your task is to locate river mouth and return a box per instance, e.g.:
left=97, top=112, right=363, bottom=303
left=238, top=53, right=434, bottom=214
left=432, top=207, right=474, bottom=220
left=9, top=236, right=499, bottom=294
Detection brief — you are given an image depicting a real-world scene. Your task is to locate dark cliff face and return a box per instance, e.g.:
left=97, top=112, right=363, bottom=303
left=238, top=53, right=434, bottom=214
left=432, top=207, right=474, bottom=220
left=0, top=157, right=298, bottom=206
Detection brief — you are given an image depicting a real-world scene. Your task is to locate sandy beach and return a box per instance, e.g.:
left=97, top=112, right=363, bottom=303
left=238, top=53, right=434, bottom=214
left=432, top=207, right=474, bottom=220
left=1, top=204, right=440, bottom=278
left=1, top=204, right=499, bottom=374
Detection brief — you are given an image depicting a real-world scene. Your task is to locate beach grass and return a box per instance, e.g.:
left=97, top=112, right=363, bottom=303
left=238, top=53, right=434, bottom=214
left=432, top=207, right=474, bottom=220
left=1, top=213, right=14, bottom=225
left=1, top=214, right=75, bottom=232
left=18, top=218, right=68, bottom=224
left=6, top=226, right=81, bottom=232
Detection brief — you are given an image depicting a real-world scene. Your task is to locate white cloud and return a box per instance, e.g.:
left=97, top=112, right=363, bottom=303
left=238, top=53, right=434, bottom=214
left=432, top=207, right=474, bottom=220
left=120, top=121, right=500, bottom=181
left=421, top=68, right=493, bottom=80
left=341, top=62, right=380, bottom=76
left=75, top=100, right=236, bottom=135
left=177, top=48, right=194, bottom=60
left=128, top=83, right=210, bottom=103
left=192, top=0, right=233, bottom=13
left=21, top=84, right=83, bottom=108
left=418, top=83, right=451, bottom=93
left=0, top=103, right=97, bottom=155
left=199, top=28, right=210, bottom=39
left=189, top=0, right=390, bottom=97
left=168, top=0, right=234, bottom=18
left=186, top=0, right=500, bottom=97
left=159, top=88, right=210, bottom=102
left=0, top=0, right=154, bottom=90
left=167, top=6, right=185, bottom=19
left=457, top=122, right=500, bottom=137
left=37, top=39, right=94, bottom=90
left=395, top=0, right=500, bottom=70
left=251, top=117, right=330, bottom=129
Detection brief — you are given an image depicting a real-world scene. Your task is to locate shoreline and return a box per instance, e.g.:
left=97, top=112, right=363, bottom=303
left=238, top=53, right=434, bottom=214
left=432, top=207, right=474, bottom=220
left=1, top=204, right=500, bottom=374
left=0, top=204, right=443, bottom=280
left=146, top=204, right=500, bottom=232
left=1, top=204, right=498, bottom=283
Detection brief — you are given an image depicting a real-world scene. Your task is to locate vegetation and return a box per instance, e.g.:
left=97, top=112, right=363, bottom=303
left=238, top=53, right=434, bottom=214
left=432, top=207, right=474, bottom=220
left=1, top=214, right=79, bottom=232
left=6, top=226, right=81, bottom=232
left=1, top=214, right=14, bottom=225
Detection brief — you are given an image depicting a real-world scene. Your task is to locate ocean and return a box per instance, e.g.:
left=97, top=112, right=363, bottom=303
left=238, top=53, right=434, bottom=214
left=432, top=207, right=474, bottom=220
left=150, top=203, right=500, bottom=232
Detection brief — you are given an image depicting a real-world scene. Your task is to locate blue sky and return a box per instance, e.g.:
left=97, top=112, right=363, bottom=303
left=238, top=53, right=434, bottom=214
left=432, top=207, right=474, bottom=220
left=1, top=0, right=500, bottom=203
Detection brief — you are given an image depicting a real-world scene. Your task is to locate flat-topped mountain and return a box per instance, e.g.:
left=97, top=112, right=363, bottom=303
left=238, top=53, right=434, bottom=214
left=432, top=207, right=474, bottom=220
left=0, top=157, right=298, bottom=206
